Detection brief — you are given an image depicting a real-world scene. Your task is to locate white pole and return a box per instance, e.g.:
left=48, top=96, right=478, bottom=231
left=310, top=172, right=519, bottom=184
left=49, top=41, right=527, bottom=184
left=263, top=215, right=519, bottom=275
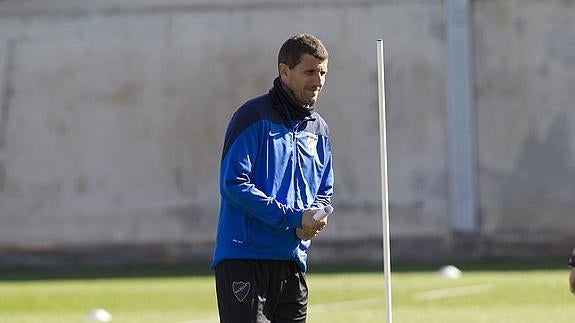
left=377, top=39, right=393, bottom=323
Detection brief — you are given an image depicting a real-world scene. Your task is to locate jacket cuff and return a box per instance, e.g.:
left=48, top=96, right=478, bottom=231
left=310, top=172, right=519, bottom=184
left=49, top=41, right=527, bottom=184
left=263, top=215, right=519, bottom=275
left=285, top=209, right=303, bottom=229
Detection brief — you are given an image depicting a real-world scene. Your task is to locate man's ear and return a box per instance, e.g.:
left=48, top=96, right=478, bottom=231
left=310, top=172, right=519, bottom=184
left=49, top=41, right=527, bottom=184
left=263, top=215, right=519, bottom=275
left=278, top=63, right=290, bottom=80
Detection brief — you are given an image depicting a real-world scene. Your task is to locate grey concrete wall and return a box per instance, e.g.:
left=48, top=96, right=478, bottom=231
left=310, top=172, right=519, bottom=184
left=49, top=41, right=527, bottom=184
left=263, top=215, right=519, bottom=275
left=474, top=0, right=575, bottom=243
left=0, top=0, right=573, bottom=265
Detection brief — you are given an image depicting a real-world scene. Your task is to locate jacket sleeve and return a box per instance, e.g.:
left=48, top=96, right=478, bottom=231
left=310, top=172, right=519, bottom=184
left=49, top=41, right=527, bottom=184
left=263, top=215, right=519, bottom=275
left=220, top=113, right=302, bottom=229
left=312, top=137, right=334, bottom=208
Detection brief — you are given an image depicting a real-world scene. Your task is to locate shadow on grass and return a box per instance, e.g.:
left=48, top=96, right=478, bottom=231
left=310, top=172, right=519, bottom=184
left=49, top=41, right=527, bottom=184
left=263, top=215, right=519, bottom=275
left=0, top=263, right=214, bottom=281
left=0, top=258, right=568, bottom=281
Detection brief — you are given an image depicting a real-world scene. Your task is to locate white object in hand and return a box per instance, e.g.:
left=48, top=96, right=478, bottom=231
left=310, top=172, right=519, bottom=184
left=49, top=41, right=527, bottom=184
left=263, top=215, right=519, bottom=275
left=85, top=308, right=112, bottom=322
left=313, top=205, right=334, bottom=221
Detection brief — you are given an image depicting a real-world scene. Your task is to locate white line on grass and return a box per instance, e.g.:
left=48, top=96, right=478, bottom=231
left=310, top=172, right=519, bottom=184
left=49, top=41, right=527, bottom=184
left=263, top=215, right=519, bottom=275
left=414, top=284, right=493, bottom=301
left=178, top=296, right=385, bottom=323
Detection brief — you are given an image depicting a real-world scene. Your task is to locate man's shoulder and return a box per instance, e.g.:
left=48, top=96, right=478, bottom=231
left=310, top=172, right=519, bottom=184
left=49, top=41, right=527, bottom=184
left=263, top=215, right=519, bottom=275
left=238, top=93, right=272, bottom=114
left=231, top=93, right=281, bottom=125
left=310, top=111, right=327, bottom=125
left=309, top=111, right=330, bottom=137
left=222, top=94, right=272, bottom=157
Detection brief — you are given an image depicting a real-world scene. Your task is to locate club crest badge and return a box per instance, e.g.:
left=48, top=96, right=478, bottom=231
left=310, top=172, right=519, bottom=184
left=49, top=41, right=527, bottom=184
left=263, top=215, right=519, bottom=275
left=307, top=136, right=318, bottom=154
left=232, top=281, right=250, bottom=302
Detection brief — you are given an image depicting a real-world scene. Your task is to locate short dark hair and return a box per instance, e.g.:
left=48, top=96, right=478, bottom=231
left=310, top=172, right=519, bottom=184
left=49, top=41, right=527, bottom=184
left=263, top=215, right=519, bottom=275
left=278, top=33, right=328, bottom=69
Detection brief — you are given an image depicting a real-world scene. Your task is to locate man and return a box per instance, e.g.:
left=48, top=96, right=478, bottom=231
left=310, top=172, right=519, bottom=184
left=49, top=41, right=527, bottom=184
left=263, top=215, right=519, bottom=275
left=570, top=247, right=575, bottom=295
left=212, top=33, right=334, bottom=323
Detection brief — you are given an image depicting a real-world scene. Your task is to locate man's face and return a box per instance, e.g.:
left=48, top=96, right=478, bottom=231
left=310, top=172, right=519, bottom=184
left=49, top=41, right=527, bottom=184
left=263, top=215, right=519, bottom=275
left=280, top=54, right=328, bottom=106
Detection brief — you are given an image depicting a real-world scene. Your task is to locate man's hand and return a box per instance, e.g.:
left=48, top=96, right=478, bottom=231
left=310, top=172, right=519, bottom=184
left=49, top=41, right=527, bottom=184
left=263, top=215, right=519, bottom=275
left=296, top=227, right=318, bottom=240
left=297, top=208, right=329, bottom=241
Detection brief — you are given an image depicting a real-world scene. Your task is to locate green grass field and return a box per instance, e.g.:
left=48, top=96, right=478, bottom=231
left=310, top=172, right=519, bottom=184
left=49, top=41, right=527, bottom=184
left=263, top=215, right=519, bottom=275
left=0, top=264, right=573, bottom=323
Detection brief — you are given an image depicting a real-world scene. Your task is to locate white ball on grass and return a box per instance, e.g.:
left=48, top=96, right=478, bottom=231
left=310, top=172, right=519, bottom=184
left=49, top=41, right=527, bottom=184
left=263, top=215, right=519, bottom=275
left=85, top=308, right=112, bottom=322
left=438, top=265, right=462, bottom=279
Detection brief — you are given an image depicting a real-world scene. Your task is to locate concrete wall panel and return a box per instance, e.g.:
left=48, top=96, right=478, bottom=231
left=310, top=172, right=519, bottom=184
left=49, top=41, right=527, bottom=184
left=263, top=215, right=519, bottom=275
left=0, top=2, right=448, bottom=251
left=0, top=0, right=574, bottom=263
left=475, top=0, right=575, bottom=240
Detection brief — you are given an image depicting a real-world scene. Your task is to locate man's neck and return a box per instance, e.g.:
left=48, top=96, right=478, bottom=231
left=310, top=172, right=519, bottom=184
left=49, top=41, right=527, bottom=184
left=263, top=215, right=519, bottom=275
left=279, top=80, right=310, bottom=109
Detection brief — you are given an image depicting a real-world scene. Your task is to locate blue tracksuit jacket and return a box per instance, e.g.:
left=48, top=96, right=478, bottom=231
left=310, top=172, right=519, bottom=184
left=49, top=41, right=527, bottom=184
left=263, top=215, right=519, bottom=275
left=211, top=93, right=334, bottom=272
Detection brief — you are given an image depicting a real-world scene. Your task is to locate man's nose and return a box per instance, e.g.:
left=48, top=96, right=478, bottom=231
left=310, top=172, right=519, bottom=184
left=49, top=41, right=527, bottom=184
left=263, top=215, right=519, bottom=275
left=311, top=73, right=323, bottom=87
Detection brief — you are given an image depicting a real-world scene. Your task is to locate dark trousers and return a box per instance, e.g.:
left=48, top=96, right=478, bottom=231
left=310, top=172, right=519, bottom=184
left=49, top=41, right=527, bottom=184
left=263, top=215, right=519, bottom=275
left=215, top=259, right=308, bottom=323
